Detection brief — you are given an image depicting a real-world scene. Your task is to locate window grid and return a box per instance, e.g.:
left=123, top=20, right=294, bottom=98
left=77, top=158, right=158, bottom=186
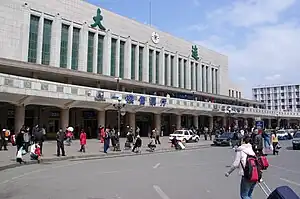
left=164, top=54, right=168, bottom=85
left=211, top=68, right=214, bottom=93
left=71, top=28, right=80, bottom=70
left=138, top=47, right=143, bottom=81
left=87, top=32, right=94, bottom=72
left=149, top=50, right=154, bottom=82
left=60, top=24, right=69, bottom=68
left=191, top=62, right=194, bottom=90
left=28, top=15, right=39, bottom=63
left=97, top=35, right=104, bottom=74
left=183, top=60, right=187, bottom=89
left=131, top=45, right=136, bottom=79
left=155, top=51, right=160, bottom=84
left=170, top=56, right=174, bottom=87
left=178, top=58, right=182, bottom=88
left=215, top=69, right=218, bottom=94
left=206, top=66, right=209, bottom=92
left=110, top=38, right=117, bottom=76
left=41, top=19, right=52, bottom=65
left=195, top=63, right=199, bottom=91
left=119, top=41, right=125, bottom=78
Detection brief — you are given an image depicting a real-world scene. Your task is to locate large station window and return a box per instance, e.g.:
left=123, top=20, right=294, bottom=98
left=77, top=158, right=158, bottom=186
left=97, top=35, right=104, bottom=74
left=41, top=19, right=52, bottom=65
left=28, top=15, right=39, bottom=63
left=60, top=24, right=69, bottom=68
left=110, top=38, right=117, bottom=76
left=87, top=32, right=94, bottom=72
left=71, top=28, right=80, bottom=70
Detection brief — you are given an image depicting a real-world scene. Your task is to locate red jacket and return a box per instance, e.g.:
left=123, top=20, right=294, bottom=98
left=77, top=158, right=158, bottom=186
left=80, top=132, right=87, bottom=145
left=35, top=147, right=41, bottom=157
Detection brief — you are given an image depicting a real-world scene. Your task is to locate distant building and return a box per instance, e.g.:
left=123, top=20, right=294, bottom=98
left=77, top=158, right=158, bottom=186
left=252, top=85, right=300, bottom=112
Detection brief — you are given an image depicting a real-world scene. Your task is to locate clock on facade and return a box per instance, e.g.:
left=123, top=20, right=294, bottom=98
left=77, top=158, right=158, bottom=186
left=151, top=32, right=160, bottom=44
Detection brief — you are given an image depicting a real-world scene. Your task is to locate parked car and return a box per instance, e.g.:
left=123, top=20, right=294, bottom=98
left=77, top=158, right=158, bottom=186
left=292, top=131, right=300, bottom=150
left=277, top=130, right=289, bottom=140
left=213, top=132, right=234, bottom=146
left=169, top=130, right=200, bottom=143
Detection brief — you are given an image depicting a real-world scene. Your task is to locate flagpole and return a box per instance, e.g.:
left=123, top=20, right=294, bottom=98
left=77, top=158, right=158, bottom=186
left=149, top=0, right=152, bottom=26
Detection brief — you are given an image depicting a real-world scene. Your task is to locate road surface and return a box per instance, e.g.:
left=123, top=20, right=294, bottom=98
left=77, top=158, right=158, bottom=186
left=0, top=140, right=299, bottom=199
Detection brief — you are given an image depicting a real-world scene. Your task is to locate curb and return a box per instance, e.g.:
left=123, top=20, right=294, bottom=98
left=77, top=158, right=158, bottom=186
left=0, top=144, right=210, bottom=171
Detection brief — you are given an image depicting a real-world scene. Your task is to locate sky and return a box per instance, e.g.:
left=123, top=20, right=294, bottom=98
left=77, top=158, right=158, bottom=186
left=87, top=0, right=300, bottom=99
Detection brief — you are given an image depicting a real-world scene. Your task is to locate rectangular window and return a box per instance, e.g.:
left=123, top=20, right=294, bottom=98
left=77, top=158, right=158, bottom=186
left=119, top=41, right=125, bottom=78
left=170, top=55, right=174, bottom=87
left=202, top=65, right=205, bottom=92
left=71, top=28, right=80, bottom=70
left=28, top=15, right=39, bottom=63
left=97, top=35, right=104, bottom=74
left=195, top=63, right=199, bottom=91
left=206, top=66, right=209, bottom=92
left=164, top=54, right=168, bottom=85
left=131, top=44, right=136, bottom=79
left=184, top=60, right=187, bottom=89
left=178, top=58, right=182, bottom=88
left=87, top=32, right=94, bottom=73
left=41, top=19, right=52, bottom=65
left=110, top=38, right=117, bottom=76
left=138, top=47, right=143, bottom=81
left=215, top=69, right=218, bottom=94
left=191, top=62, right=194, bottom=90
left=155, top=51, right=160, bottom=84
left=60, top=24, right=69, bottom=68
left=149, top=49, right=154, bottom=83
left=211, top=68, right=214, bottom=93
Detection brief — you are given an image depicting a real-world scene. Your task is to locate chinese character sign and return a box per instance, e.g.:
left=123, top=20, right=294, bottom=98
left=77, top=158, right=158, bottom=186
left=125, top=94, right=134, bottom=104
left=160, top=98, right=166, bottom=107
left=139, top=96, right=145, bottom=105
left=149, top=97, right=156, bottom=106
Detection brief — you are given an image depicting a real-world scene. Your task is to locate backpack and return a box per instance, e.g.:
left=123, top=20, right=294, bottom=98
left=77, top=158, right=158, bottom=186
left=241, top=154, right=262, bottom=182
left=258, top=155, right=269, bottom=170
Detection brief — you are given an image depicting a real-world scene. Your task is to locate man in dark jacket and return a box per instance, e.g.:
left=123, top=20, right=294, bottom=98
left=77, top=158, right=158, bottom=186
left=251, top=129, right=264, bottom=156
left=33, top=126, right=45, bottom=155
left=56, top=129, right=65, bottom=156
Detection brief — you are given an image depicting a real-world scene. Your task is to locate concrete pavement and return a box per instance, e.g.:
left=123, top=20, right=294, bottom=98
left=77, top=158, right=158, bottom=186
left=0, top=141, right=299, bottom=199
left=0, top=137, right=212, bottom=171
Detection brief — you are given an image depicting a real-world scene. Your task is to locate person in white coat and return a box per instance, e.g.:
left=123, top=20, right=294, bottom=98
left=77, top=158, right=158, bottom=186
left=225, top=136, right=257, bottom=199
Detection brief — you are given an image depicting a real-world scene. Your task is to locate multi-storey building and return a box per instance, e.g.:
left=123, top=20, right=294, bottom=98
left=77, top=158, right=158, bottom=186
left=0, top=0, right=299, bottom=136
left=253, top=85, right=300, bottom=112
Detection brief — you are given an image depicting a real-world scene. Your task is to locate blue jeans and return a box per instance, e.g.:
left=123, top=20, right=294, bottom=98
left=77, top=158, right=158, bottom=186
left=264, top=136, right=270, bottom=148
left=240, top=177, right=256, bottom=199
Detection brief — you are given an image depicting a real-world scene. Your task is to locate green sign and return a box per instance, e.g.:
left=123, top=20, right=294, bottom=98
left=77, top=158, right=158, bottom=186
left=191, top=45, right=199, bottom=61
left=91, top=8, right=106, bottom=31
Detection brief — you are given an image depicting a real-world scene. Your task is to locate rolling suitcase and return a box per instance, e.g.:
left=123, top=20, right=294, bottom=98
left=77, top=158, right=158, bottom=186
left=178, top=142, right=185, bottom=150
left=259, top=179, right=300, bottom=199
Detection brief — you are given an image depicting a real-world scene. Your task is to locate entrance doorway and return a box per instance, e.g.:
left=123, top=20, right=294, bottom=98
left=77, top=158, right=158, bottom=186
left=84, top=119, right=97, bottom=138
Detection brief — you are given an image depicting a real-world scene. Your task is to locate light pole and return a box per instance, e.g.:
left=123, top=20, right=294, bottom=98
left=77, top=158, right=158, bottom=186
left=225, top=107, right=236, bottom=130
left=113, top=96, right=126, bottom=136
left=115, top=77, right=120, bottom=91
left=276, top=113, right=279, bottom=129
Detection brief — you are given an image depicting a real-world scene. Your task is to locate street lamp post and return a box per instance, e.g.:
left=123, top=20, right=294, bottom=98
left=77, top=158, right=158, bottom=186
left=225, top=107, right=236, bottom=130
left=113, top=96, right=126, bottom=136
left=276, top=113, right=279, bottom=128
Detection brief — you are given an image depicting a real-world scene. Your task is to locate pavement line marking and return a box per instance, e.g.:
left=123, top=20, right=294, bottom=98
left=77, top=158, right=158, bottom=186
left=0, top=161, right=84, bottom=186
left=280, top=178, right=300, bottom=187
left=271, top=165, right=300, bottom=175
left=153, top=185, right=171, bottom=199
left=153, top=163, right=160, bottom=169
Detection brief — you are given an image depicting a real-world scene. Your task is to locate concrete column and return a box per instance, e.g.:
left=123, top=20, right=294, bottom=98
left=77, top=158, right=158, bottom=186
left=173, top=52, right=179, bottom=87
left=154, top=114, right=161, bottom=132
left=50, top=14, right=62, bottom=67
left=268, top=118, right=272, bottom=129
left=92, top=30, right=98, bottom=73
left=36, top=13, right=44, bottom=64
left=222, top=117, right=227, bottom=127
left=277, top=119, right=280, bottom=128
left=193, top=115, right=199, bottom=129
left=103, top=29, right=111, bottom=75
left=159, top=47, right=165, bottom=85
left=209, top=116, right=214, bottom=131
left=60, top=108, right=69, bottom=129
left=78, top=22, right=88, bottom=72
left=21, top=3, right=30, bottom=61
left=142, top=43, right=149, bottom=82
left=97, top=110, right=106, bottom=128
left=128, top=112, right=136, bottom=134
left=67, top=22, right=74, bottom=69
left=15, top=105, right=25, bottom=133
left=124, top=36, right=132, bottom=79
left=176, top=115, right=181, bottom=130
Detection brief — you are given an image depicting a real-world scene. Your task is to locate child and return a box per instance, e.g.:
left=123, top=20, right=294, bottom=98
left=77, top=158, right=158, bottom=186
left=30, top=144, right=41, bottom=163
left=79, top=129, right=87, bottom=153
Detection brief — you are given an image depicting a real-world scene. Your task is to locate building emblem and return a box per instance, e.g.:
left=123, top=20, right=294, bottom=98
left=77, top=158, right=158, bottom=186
left=91, top=8, right=106, bottom=31
left=95, top=91, right=105, bottom=101
left=151, top=32, right=160, bottom=44
left=191, top=45, right=199, bottom=61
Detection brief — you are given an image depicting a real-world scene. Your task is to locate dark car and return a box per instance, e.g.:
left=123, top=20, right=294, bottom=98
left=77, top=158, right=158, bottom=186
left=213, top=132, right=234, bottom=146
left=292, top=131, right=300, bottom=150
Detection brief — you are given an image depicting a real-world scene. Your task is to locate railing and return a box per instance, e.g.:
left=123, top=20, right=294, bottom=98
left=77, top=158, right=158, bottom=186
left=1, top=73, right=300, bottom=118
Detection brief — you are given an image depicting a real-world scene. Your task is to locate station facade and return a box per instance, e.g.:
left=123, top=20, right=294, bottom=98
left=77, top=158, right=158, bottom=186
left=0, top=0, right=299, bottom=137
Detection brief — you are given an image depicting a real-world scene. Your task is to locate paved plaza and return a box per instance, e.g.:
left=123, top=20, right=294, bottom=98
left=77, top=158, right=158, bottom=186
left=0, top=137, right=212, bottom=170
left=0, top=140, right=299, bottom=199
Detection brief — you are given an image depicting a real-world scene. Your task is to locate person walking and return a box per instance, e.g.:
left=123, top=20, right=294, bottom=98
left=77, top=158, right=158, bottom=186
left=0, top=129, right=8, bottom=151
left=103, top=128, right=110, bottom=153
left=56, top=129, right=65, bottom=156
left=33, top=126, right=45, bottom=155
left=225, top=136, right=258, bottom=199
left=79, top=129, right=87, bottom=153
left=271, top=131, right=279, bottom=155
